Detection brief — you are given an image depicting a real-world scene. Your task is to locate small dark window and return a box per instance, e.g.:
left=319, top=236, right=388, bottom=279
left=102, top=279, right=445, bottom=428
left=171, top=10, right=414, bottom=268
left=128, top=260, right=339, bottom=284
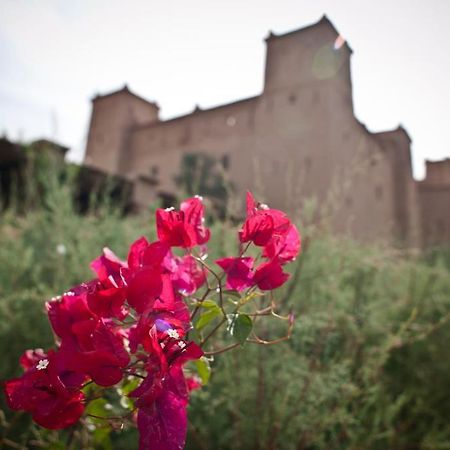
left=151, top=166, right=159, bottom=176
left=375, top=185, right=383, bottom=200
left=222, top=154, right=230, bottom=170
left=288, top=93, right=297, bottom=104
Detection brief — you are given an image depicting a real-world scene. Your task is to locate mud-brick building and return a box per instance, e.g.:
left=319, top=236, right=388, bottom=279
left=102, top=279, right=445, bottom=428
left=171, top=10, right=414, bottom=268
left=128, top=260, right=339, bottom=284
left=418, top=159, right=450, bottom=247
left=83, top=15, right=449, bottom=247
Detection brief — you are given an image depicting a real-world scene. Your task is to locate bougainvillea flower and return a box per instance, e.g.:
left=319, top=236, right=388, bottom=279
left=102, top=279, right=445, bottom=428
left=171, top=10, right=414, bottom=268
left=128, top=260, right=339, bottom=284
left=156, top=197, right=210, bottom=248
left=254, top=260, right=290, bottom=290
left=122, top=267, right=163, bottom=313
left=56, top=320, right=130, bottom=387
left=164, top=253, right=206, bottom=295
left=130, top=327, right=168, bottom=406
left=87, top=281, right=127, bottom=319
left=19, top=348, right=48, bottom=370
left=180, top=196, right=210, bottom=246
left=153, top=274, right=177, bottom=311
left=48, top=291, right=130, bottom=385
left=90, top=247, right=126, bottom=287
left=215, top=257, right=255, bottom=291
left=73, top=350, right=124, bottom=386
left=129, top=314, right=185, bottom=354
left=239, top=213, right=275, bottom=246
left=47, top=288, right=98, bottom=348
left=137, top=395, right=187, bottom=450
left=262, top=223, right=301, bottom=264
left=133, top=359, right=193, bottom=450
left=127, top=236, right=150, bottom=269
left=127, top=237, right=170, bottom=270
left=4, top=192, right=300, bottom=449
left=129, top=325, right=202, bottom=411
left=3, top=351, right=85, bottom=429
left=239, top=192, right=291, bottom=247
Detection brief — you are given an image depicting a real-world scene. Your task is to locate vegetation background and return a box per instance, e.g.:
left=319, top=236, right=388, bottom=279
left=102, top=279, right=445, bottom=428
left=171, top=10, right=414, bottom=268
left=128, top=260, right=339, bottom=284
left=1, top=154, right=449, bottom=450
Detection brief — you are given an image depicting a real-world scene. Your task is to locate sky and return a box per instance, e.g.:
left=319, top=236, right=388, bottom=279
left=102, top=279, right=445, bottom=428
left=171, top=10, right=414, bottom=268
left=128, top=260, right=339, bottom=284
left=0, top=0, right=449, bottom=179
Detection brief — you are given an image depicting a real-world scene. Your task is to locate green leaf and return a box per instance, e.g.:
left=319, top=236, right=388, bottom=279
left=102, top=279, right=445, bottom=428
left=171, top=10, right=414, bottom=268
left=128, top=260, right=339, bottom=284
left=194, top=357, right=211, bottom=385
left=227, top=313, right=253, bottom=345
left=119, top=376, right=140, bottom=395
left=117, top=376, right=140, bottom=410
left=199, top=299, right=220, bottom=309
left=196, top=305, right=222, bottom=330
left=85, top=397, right=109, bottom=418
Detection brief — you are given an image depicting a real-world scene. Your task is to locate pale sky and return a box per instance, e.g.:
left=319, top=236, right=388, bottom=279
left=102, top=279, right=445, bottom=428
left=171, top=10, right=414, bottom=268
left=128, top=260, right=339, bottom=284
left=0, top=0, right=449, bottom=179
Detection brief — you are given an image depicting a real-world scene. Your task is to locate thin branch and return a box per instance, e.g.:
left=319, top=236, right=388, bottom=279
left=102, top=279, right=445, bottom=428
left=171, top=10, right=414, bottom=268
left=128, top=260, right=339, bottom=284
left=200, top=317, right=227, bottom=347
left=204, top=342, right=240, bottom=356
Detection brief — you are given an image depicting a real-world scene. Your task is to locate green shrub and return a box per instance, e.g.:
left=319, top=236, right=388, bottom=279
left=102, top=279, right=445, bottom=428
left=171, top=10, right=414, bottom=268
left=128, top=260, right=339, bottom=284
left=1, top=168, right=449, bottom=449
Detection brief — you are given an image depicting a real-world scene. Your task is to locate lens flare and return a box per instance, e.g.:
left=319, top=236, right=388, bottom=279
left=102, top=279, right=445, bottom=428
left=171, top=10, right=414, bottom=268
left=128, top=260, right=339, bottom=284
left=334, top=35, right=346, bottom=50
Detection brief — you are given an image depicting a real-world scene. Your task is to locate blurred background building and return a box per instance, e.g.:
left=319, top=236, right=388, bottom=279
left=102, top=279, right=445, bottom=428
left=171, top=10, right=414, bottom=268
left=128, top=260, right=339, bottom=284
left=82, top=17, right=450, bottom=247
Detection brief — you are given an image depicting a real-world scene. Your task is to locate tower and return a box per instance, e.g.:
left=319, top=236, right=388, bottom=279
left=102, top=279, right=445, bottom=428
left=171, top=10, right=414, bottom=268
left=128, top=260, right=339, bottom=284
left=84, top=85, right=159, bottom=176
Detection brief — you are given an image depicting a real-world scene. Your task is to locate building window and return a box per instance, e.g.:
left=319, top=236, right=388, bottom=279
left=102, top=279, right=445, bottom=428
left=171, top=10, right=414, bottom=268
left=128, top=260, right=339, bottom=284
left=288, top=93, right=297, bottom=104
left=222, top=154, right=230, bottom=169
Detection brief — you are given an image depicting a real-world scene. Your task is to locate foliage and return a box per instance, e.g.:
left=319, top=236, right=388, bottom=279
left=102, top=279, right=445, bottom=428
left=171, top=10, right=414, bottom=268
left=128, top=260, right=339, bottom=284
left=1, top=167, right=450, bottom=449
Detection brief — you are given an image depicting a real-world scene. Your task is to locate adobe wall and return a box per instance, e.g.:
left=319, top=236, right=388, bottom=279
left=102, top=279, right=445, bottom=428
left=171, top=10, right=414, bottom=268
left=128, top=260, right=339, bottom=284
left=123, top=19, right=398, bottom=243
left=418, top=160, right=450, bottom=247
left=373, top=129, right=421, bottom=247
left=84, top=17, right=433, bottom=246
left=85, top=88, right=159, bottom=175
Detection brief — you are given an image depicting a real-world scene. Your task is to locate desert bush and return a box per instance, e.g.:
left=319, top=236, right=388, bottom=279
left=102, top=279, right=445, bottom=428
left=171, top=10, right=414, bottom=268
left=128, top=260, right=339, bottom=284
left=1, top=169, right=449, bottom=449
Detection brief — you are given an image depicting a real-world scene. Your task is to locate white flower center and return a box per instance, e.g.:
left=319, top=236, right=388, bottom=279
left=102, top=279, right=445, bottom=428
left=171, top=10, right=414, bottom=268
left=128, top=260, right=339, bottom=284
left=36, top=359, right=49, bottom=370
left=166, top=329, right=180, bottom=339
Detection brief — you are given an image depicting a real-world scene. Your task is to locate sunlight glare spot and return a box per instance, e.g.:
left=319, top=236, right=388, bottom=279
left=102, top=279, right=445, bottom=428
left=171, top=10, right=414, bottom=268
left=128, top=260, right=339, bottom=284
left=334, top=35, right=346, bottom=50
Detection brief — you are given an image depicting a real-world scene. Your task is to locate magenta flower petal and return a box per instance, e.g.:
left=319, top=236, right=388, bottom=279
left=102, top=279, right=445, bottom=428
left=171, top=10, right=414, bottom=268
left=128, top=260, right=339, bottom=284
left=156, top=197, right=210, bottom=248
left=137, top=387, right=188, bottom=450
left=263, top=223, right=301, bottom=264
left=254, top=260, right=290, bottom=290
left=127, top=236, right=150, bottom=269
left=215, top=257, right=255, bottom=291
left=126, top=267, right=163, bottom=313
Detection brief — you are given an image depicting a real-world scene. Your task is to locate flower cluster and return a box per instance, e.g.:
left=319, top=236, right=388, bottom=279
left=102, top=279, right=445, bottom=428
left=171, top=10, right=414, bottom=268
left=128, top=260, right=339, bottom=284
left=3, top=193, right=300, bottom=450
